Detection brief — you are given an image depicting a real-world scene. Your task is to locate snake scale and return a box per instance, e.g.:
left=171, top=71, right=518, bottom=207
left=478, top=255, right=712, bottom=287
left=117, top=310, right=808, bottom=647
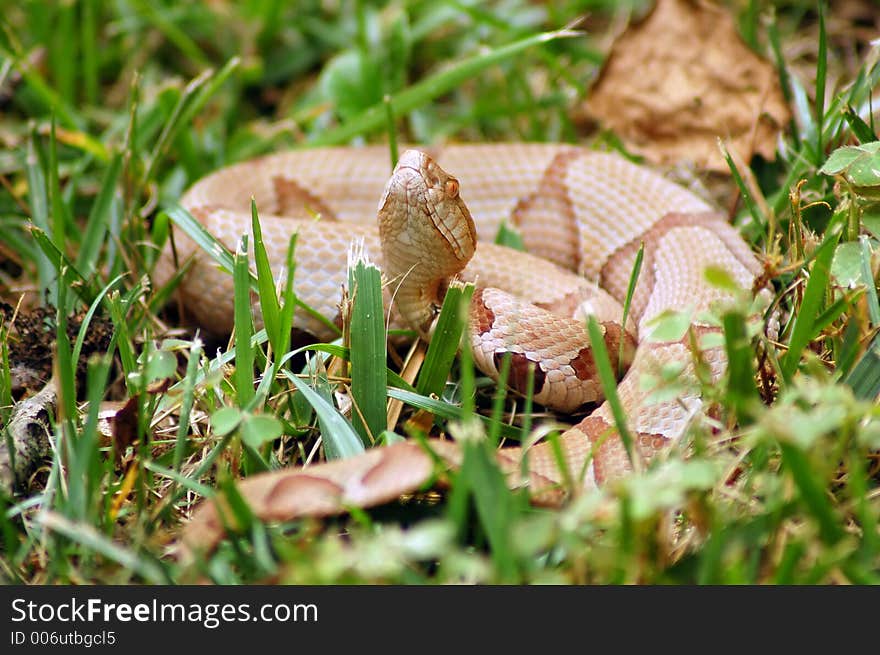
left=153, top=144, right=764, bottom=550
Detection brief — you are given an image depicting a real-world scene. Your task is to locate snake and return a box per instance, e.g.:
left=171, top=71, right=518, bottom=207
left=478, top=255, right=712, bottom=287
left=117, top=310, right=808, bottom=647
left=153, top=144, right=764, bottom=551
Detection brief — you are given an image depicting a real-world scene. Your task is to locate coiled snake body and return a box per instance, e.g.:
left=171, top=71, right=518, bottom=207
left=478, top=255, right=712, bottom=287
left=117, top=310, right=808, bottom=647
left=155, top=144, right=763, bottom=548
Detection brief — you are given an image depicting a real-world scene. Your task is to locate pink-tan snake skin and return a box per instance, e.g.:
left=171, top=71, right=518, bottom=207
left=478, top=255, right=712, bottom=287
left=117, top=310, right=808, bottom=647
left=154, top=144, right=764, bottom=551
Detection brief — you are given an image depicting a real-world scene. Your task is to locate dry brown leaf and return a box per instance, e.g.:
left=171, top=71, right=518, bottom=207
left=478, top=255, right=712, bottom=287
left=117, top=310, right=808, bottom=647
left=580, top=0, right=790, bottom=172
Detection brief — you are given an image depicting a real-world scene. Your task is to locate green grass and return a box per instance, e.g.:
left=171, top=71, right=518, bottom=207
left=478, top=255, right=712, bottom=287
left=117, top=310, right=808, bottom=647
left=1, top=1, right=879, bottom=584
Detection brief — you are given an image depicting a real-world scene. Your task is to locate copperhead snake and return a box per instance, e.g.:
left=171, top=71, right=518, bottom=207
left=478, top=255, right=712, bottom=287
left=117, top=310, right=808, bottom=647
left=154, top=144, right=764, bottom=551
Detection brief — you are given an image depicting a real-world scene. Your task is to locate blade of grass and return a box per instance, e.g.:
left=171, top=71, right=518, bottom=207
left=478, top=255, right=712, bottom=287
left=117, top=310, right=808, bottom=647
left=28, top=225, right=100, bottom=305
left=174, top=338, right=203, bottom=472
left=81, top=0, right=98, bottom=106
left=456, top=420, right=519, bottom=581
left=812, top=294, right=858, bottom=337
left=49, top=2, right=76, bottom=104
left=859, top=236, right=880, bottom=324
left=843, top=332, right=880, bottom=399
left=517, top=361, right=536, bottom=485
left=144, top=460, right=214, bottom=499
left=25, top=127, right=56, bottom=304
left=493, top=222, right=526, bottom=251
left=143, top=57, right=239, bottom=183
left=387, top=387, right=521, bottom=440
left=106, top=290, right=138, bottom=388
left=722, top=310, right=760, bottom=423
left=0, top=321, right=12, bottom=427
left=486, top=351, right=512, bottom=446
left=384, top=95, right=399, bottom=167
left=70, top=274, right=125, bottom=369
left=347, top=242, right=387, bottom=446
left=780, top=224, right=841, bottom=381
left=277, top=233, right=299, bottom=361
left=233, top=235, right=255, bottom=409
left=250, top=199, right=282, bottom=352
left=847, top=443, right=879, bottom=558
left=73, top=354, right=113, bottom=523
left=161, top=206, right=239, bottom=277
left=54, top=267, right=77, bottom=435
left=282, top=370, right=364, bottom=460
left=619, top=242, right=643, bottom=377
left=842, top=105, right=878, bottom=143
left=47, top=117, right=68, bottom=252
left=815, top=1, right=827, bottom=165
left=720, top=139, right=763, bottom=228
left=130, top=0, right=211, bottom=68
left=587, top=315, right=637, bottom=471
left=417, top=281, right=473, bottom=397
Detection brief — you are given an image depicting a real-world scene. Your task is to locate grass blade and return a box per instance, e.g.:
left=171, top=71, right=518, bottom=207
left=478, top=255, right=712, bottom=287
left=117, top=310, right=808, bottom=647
left=720, top=139, right=763, bottom=228
left=28, top=225, right=100, bottom=305
left=618, top=242, right=643, bottom=377
left=859, top=235, right=880, bottom=324
left=54, top=267, right=78, bottom=437
left=283, top=370, right=364, bottom=460
left=81, top=0, right=98, bottom=105
left=347, top=242, right=387, bottom=445
left=74, top=354, right=112, bottom=522
left=386, top=387, right=520, bottom=440
left=106, top=290, right=137, bottom=386
left=161, top=205, right=238, bottom=272
left=587, top=315, right=636, bottom=470
left=25, top=127, right=55, bottom=303
left=842, top=105, right=878, bottom=143
left=233, top=235, right=255, bottom=408
left=250, top=199, right=282, bottom=353
left=722, top=310, right=760, bottom=423
left=843, top=332, right=880, bottom=399
left=780, top=225, right=841, bottom=381
left=276, top=233, right=299, bottom=361
left=174, top=338, right=203, bottom=472
left=455, top=420, right=519, bottom=581
left=47, top=117, right=68, bottom=252
left=70, top=274, right=124, bottom=368
left=815, top=2, right=827, bottom=165
left=417, top=281, right=473, bottom=397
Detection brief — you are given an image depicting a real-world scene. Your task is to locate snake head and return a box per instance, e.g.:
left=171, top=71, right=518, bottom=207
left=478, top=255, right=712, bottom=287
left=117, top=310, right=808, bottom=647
left=378, top=149, right=478, bottom=337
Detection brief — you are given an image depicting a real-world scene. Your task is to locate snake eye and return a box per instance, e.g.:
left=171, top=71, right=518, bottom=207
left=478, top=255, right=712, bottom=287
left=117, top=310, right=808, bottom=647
left=445, top=178, right=459, bottom=198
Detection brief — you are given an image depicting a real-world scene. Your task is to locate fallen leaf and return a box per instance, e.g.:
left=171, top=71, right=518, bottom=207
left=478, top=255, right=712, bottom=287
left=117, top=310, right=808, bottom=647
left=580, top=0, right=790, bottom=171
